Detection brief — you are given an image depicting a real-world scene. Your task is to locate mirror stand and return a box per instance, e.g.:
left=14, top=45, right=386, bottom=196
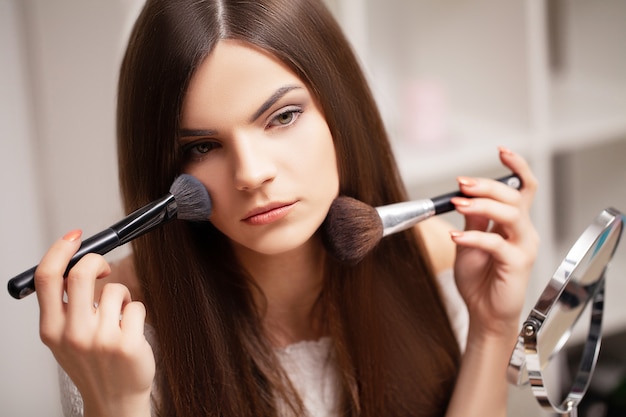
left=523, top=278, right=604, bottom=417
left=508, top=207, right=624, bottom=417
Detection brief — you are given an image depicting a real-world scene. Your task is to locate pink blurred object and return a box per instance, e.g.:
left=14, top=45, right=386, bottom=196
left=403, top=79, right=448, bottom=146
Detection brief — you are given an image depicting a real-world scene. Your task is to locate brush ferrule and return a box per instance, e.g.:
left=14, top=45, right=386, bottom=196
left=113, top=193, right=178, bottom=245
left=376, top=199, right=436, bottom=237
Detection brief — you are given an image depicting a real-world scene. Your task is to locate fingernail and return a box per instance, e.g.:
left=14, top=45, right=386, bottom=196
left=457, top=176, right=476, bottom=187
left=449, top=230, right=464, bottom=239
left=451, top=197, right=472, bottom=207
left=498, top=146, right=514, bottom=156
left=62, top=229, right=82, bottom=242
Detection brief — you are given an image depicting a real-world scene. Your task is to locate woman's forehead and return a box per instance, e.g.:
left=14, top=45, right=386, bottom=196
left=181, top=40, right=307, bottom=126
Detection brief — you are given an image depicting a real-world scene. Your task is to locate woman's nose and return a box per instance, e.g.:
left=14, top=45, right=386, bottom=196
left=232, top=136, right=277, bottom=191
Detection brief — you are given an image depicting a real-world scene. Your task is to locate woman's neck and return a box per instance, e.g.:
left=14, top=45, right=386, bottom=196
left=232, top=235, right=327, bottom=348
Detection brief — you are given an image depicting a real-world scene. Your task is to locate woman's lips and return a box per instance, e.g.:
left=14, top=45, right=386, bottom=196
left=242, top=202, right=297, bottom=226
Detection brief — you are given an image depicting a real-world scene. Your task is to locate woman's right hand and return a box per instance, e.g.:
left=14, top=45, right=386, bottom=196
left=35, top=230, right=155, bottom=417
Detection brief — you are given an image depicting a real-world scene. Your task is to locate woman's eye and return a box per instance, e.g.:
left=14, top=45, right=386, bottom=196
left=182, top=141, right=220, bottom=159
left=268, top=107, right=302, bottom=128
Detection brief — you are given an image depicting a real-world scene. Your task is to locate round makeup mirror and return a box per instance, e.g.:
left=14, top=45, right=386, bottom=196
left=508, top=207, right=624, bottom=417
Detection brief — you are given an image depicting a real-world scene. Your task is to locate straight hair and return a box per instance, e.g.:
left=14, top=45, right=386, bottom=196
left=117, top=0, right=461, bottom=416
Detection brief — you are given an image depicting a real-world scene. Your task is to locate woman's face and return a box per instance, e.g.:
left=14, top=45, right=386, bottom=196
left=180, top=40, right=340, bottom=256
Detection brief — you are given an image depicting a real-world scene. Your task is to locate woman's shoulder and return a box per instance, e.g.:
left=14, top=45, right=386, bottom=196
left=414, top=217, right=456, bottom=275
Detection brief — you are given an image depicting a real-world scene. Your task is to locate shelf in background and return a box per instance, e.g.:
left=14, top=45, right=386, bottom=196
left=549, top=78, right=626, bottom=152
left=392, top=119, right=532, bottom=189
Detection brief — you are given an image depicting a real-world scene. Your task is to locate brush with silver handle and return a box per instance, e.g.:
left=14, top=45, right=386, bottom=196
left=321, top=174, right=522, bottom=264
left=378, top=174, right=522, bottom=236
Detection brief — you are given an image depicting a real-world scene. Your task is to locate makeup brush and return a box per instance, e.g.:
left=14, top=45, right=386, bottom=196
left=7, top=174, right=212, bottom=300
left=321, top=174, right=521, bottom=265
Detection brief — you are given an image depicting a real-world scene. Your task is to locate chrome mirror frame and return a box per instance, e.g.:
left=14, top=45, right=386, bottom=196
left=508, top=207, right=624, bottom=417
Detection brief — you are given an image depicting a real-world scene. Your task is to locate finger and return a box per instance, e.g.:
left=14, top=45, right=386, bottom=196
left=120, top=301, right=147, bottom=336
left=456, top=175, right=522, bottom=206
left=35, top=229, right=83, bottom=340
left=450, top=230, right=513, bottom=265
left=66, top=253, right=111, bottom=326
left=498, top=147, right=537, bottom=207
left=459, top=211, right=491, bottom=233
left=452, top=203, right=539, bottom=273
left=452, top=227, right=537, bottom=271
left=452, top=197, right=522, bottom=237
left=97, top=283, right=132, bottom=332
left=452, top=176, right=514, bottom=233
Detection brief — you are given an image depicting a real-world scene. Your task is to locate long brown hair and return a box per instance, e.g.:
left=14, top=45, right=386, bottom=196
left=117, top=0, right=460, bottom=416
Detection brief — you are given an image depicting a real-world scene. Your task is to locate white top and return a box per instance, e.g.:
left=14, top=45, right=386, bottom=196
left=58, top=269, right=468, bottom=417
left=274, top=337, right=340, bottom=416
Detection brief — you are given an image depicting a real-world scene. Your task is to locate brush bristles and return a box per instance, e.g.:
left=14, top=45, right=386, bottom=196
left=321, top=196, right=383, bottom=265
left=169, top=174, right=212, bottom=221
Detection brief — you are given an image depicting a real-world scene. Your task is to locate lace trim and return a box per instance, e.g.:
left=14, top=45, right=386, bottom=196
left=275, top=336, right=332, bottom=355
left=58, top=367, right=83, bottom=417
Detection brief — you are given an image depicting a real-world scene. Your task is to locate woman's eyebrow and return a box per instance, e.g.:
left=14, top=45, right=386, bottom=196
left=179, top=128, right=217, bottom=138
left=179, top=85, right=303, bottom=137
left=249, top=85, right=302, bottom=122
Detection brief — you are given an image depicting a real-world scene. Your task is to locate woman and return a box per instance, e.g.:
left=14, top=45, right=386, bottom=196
left=35, top=0, right=539, bottom=416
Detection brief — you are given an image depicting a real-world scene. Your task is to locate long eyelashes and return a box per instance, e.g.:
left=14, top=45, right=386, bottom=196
left=180, top=140, right=221, bottom=162
left=267, top=106, right=303, bottom=128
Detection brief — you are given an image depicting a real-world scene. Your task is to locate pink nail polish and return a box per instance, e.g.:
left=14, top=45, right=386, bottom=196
left=451, top=197, right=472, bottom=207
left=457, top=176, right=476, bottom=187
left=62, top=229, right=82, bottom=242
left=449, top=231, right=464, bottom=239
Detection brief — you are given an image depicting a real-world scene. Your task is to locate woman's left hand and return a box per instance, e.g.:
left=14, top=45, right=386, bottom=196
left=450, top=147, right=539, bottom=338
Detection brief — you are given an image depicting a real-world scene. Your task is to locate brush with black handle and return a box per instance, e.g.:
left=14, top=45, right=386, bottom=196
left=7, top=174, right=212, bottom=299
left=321, top=174, right=522, bottom=265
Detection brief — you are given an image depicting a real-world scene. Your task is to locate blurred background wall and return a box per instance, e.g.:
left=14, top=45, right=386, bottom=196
left=1, top=1, right=625, bottom=416
left=1, top=1, right=142, bottom=416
